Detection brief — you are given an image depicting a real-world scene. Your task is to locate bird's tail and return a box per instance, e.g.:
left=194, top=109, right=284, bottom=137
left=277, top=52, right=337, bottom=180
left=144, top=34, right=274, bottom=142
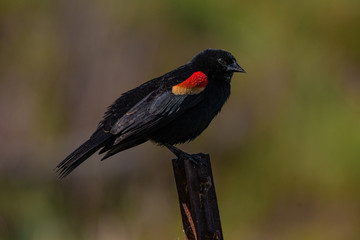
left=56, top=131, right=111, bottom=178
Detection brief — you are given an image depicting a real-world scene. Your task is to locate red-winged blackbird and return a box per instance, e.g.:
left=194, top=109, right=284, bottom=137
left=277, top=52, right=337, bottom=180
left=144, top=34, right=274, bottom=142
left=56, top=49, right=245, bottom=177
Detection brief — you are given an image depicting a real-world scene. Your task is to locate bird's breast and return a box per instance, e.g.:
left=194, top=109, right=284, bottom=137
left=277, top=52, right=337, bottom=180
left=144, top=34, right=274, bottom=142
left=149, top=81, right=231, bottom=145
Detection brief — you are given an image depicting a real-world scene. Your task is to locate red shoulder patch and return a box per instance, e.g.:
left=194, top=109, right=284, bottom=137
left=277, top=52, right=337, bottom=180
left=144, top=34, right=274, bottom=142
left=172, top=71, right=208, bottom=95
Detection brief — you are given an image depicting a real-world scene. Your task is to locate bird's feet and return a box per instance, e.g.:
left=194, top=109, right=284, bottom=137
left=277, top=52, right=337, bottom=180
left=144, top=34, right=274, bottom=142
left=164, top=144, right=207, bottom=167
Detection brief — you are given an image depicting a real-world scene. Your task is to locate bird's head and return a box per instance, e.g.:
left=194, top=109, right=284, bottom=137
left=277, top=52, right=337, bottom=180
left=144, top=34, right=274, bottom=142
left=190, top=49, right=245, bottom=81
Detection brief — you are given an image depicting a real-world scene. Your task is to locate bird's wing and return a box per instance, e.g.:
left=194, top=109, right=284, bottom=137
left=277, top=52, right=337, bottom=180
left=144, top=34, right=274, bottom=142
left=109, top=71, right=209, bottom=143
left=95, top=65, right=192, bottom=133
left=110, top=87, right=204, bottom=144
left=96, top=77, right=164, bottom=132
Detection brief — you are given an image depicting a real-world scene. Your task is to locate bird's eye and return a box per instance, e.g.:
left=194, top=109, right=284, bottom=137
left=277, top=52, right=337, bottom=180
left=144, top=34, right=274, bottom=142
left=218, top=58, right=227, bottom=66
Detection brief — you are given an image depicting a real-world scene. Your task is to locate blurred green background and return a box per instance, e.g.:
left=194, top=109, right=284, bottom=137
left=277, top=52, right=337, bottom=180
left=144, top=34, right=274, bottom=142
left=1, top=0, right=360, bottom=239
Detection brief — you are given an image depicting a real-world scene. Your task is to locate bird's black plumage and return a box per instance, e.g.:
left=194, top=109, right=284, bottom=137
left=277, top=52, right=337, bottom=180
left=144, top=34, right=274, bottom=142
left=56, top=49, right=245, bottom=177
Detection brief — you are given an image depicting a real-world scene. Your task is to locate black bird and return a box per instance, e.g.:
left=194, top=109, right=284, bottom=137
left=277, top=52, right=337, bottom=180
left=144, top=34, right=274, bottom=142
left=56, top=49, right=245, bottom=177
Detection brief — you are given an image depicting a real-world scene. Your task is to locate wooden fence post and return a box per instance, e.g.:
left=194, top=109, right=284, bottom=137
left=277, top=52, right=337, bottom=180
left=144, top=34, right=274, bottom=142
left=172, top=153, right=223, bottom=240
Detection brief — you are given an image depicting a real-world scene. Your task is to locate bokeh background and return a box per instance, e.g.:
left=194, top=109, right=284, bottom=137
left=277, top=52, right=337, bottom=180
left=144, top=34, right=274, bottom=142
left=1, top=0, right=360, bottom=239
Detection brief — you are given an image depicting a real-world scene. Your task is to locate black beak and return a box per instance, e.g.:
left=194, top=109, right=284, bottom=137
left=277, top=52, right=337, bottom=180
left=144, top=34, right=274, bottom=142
left=227, top=62, right=246, bottom=73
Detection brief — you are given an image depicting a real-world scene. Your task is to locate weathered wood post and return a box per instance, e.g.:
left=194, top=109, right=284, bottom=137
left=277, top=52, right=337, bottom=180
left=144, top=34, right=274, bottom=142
left=172, top=153, right=223, bottom=240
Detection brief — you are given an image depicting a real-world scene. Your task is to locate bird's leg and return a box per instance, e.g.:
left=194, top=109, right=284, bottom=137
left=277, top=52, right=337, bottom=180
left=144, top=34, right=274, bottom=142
left=164, top=144, right=206, bottom=167
left=164, top=143, right=186, bottom=158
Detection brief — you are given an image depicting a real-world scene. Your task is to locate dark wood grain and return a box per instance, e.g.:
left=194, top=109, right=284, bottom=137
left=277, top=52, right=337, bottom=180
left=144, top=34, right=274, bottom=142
left=172, top=153, right=223, bottom=240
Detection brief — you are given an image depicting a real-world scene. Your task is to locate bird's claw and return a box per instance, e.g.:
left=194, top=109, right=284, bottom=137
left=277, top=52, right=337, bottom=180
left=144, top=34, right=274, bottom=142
left=174, top=152, right=208, bottom=168
left=165, top=144, right=208, bottom=167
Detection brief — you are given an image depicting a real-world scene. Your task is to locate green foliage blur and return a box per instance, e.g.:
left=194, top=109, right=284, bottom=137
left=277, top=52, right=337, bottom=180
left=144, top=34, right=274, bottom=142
left=1, top=0, right=360, bottom=239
